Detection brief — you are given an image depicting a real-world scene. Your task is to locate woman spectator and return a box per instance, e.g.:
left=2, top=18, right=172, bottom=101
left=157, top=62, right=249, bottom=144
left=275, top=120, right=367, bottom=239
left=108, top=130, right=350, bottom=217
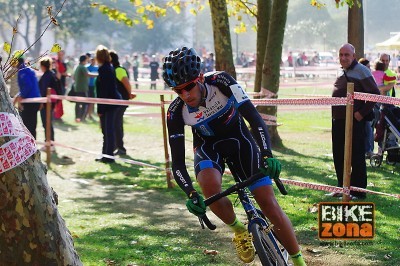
left=95, top=45, right=122, bottom=163
left=110, top=50, right=135, bottom=156
left=38, top=56, right=61, bottom=152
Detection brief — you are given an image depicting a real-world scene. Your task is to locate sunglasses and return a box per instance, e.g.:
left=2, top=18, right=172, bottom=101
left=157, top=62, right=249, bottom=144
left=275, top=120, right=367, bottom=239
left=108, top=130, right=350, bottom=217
left=173, top=81, right=197, bottom=95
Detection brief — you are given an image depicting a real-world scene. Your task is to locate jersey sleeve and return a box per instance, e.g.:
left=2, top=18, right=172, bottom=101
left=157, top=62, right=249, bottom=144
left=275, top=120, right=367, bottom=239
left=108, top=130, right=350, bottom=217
left=238, top=101, right=273, bottom=158
left=167, top=99, right=195, bottom=196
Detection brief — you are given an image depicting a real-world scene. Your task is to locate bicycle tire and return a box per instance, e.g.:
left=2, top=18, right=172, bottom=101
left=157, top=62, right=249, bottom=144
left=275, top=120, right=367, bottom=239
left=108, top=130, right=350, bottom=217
left=250, top=222, right=287, bottom=266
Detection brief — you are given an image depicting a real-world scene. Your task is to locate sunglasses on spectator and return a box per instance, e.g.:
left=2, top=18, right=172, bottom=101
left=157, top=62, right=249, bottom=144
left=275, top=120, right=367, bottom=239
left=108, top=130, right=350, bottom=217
left=173, top=79, right=198, bottom=94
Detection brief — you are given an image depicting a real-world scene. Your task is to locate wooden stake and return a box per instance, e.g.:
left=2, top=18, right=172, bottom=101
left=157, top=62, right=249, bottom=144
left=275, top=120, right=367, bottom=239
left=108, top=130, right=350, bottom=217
left=342, top=82, right=354, bottom=202
left=160, top=95, right=174, bottom=188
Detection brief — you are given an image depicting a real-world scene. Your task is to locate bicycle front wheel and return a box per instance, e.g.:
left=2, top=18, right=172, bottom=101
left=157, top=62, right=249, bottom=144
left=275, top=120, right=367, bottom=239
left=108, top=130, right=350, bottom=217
left=250, top=222, right=287, bottom=266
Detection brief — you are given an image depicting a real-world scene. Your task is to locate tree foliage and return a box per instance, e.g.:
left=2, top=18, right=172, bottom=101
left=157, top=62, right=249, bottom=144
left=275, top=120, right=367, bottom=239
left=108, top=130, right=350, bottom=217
left=0, top=0, right=91, bottom=57
left=310, top=0, right=361, bottom=9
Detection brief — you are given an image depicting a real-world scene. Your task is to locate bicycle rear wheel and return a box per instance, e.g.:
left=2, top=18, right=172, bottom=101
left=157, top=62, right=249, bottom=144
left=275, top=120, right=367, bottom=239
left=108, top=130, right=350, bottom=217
left=250, top=222, right=288, bottom=266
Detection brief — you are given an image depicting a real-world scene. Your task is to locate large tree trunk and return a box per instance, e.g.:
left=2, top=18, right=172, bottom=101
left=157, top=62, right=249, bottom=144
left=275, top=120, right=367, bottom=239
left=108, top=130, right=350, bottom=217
left=348, top=0, right=364, bottom=59
left=209, top=0, right=236, bottom=79
left=257, top=0, right=289, bottom=148
left=254, top=0, right=272, bottom=93
left=0, top=72, right=82, bottom=265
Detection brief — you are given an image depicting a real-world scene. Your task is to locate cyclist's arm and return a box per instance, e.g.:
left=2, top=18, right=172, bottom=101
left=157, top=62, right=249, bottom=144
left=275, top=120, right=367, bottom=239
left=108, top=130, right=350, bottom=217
left=238, top=100, right=273, bottom=158
left=167, top=100, right=196, bottom=196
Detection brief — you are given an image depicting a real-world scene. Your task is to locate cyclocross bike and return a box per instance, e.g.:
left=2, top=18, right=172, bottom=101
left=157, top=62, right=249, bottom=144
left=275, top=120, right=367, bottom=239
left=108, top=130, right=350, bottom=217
left=198, top=170, right=289, bottom=266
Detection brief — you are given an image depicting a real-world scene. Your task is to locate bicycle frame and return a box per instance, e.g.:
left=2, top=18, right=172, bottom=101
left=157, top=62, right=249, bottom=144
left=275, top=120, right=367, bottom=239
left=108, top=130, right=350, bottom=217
left=200, top=172, right=289, bottom=265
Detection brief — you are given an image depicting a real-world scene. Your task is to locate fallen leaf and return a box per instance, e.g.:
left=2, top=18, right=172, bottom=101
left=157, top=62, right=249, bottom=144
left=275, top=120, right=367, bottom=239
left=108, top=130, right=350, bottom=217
left=308, top=204, right=318, bottom=213
left=203, top=249, right=219, bottom=255
left=306, top=248, right=322, bottom=254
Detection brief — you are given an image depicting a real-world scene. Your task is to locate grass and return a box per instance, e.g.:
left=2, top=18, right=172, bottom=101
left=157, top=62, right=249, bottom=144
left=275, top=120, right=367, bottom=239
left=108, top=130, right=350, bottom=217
left=40, top=86, right=400, bottom=266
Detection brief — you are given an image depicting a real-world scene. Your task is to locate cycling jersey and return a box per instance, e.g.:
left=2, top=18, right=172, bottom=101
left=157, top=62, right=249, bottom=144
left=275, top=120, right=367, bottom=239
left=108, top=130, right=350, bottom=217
left=167, top=71, right=273, bottom=196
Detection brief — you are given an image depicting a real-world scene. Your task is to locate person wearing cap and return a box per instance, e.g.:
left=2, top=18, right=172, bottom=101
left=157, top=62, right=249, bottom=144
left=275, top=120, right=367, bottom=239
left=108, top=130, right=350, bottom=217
left=163, top=46, right=306, bottom=265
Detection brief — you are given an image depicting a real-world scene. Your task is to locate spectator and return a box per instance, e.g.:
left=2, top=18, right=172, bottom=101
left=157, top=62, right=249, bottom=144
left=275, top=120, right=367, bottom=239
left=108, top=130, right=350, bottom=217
left=38, top=57, right=62, bottom=152
left=287, top=51, right=293, bottom=67
left=110, top=50, right=136, bottom=156
left=149, top=55, right=159, bottom=90
left=86, top=56, right=98, bottom=120
left=379, top=53, right=397, bottom=97
left=240, top=52, right=249, bottom=67
left=13, top=55, right=41, bottom=139
left=358, top=58, right=374, bottom=159
left=132, top=54, right=140, bottom=89
left=329, top=43, right=380, bottom=200
left=311, top=51, right=320, bottom=66
left=95, top=45, right=122, bottom=163
left=205, top=52, right=215, bottom=72
left=54, top=50, right=69, bottom=121
left=122, top=55, right=132, bottom=72
left=377, top=54, right=398, bottom=150
left=73, top=54, right=97, bottom=122
left=372, top=61, right=386, bottom=87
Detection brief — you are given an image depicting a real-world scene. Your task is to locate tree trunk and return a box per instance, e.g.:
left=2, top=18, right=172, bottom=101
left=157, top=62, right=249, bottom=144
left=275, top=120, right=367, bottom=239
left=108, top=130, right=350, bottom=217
left=258, top=0, right=289, bottom=148
left=0, top=73, right=82, bottom=265
left=254, top=0, right=272, bottom=93
left=209, top=0, right=236, bottom=79
left=348, top=0, right=364, bottom=59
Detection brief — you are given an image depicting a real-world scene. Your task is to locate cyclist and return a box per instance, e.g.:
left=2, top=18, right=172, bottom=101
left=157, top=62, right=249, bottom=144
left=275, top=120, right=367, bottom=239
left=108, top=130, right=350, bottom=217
left=163, top=47, right=306, bottom=266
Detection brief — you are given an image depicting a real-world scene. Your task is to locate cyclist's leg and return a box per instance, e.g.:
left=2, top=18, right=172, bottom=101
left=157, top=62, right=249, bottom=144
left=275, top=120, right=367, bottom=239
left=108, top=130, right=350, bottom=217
left=252, top=185, right=300, bottom=255
left=197, top=168, right=237, bottom=224
left=226, top=125, right=302, bottom=259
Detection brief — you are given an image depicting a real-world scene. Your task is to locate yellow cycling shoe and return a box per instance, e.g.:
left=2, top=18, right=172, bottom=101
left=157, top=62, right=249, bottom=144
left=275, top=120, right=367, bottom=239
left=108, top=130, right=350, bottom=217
left=232, top=231, right=255, bottom=263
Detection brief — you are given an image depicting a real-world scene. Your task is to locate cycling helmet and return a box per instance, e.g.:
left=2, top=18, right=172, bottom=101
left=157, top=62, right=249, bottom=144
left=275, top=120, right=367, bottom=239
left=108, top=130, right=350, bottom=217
left=163, top=47, right=202, bottom=87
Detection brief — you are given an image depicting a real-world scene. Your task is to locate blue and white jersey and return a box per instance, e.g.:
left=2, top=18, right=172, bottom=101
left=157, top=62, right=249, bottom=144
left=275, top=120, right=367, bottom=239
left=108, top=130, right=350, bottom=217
left=168, top=71, right=249, bottom=138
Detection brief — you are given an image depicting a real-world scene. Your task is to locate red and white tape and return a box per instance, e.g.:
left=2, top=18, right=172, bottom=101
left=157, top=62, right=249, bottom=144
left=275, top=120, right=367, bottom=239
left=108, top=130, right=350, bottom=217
left=0, top=112, right=37, bottom=173
left=280, top=178, right=400, bottom=199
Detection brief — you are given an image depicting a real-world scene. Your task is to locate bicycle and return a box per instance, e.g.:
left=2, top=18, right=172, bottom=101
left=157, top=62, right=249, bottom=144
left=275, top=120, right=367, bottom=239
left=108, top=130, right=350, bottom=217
left=197, top=171, right=290, bottom=266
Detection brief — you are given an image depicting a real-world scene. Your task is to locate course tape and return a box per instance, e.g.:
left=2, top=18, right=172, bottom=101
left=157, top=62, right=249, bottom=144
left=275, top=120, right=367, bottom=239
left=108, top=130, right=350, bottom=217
left=354, top=92, right=400, bottom=105
left=0, top=112, right=37, bottom=173
left=19, top=91, right=397, bottom=108
left=280, top=178, right=400, bottom=199
left=252, top=97, right=347, bottom=106
left=21, top=95, right=161, bottom=107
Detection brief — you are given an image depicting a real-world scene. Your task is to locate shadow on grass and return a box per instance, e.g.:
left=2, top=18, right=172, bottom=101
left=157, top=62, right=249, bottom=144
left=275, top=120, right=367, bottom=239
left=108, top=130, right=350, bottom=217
left=65, top=180, right=239, bottom=265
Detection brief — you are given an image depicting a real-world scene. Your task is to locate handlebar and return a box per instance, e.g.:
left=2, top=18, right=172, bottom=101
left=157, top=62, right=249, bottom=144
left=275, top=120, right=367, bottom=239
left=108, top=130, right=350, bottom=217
left=199, top=171, right=287, bottom=230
